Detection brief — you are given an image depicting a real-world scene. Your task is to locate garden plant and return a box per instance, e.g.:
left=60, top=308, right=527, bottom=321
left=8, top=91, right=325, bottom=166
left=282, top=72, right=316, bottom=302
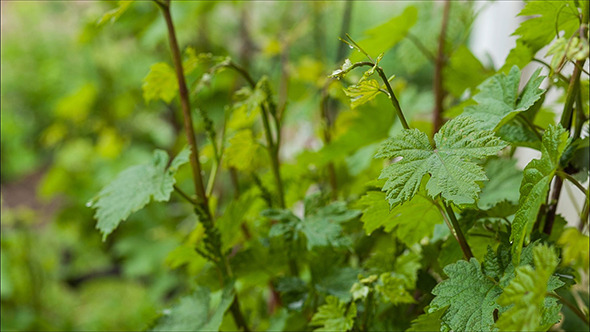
left=1, top=0, right=589, bottom=331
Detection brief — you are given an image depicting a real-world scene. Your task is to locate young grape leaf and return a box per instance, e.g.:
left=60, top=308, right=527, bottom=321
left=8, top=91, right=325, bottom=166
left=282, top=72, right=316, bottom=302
left=151, top=286, right=234, bottom=331
left=143, top=62, right=178, bottom=103
left=356, top=191, right=442, bottom=246
left=377, top=251, right=421, bottom=305
left=344, top=79, right=381, bottom=109
left=463, top=66, right=545, bottom=131
left=376, top=116, right=506, bottom=207
left=510, top=124, right=569, bottom=264
left=97, top=0, right=134, bottom=26
left=310, top=296, right=356, bottom=332
left=301, top=202, right=360, bottom=250
left=223, top=129, right=264, bottom=172
left=558, top=228, right=590, bottom=271
left=91, top=147, right=190, bottom=240
left=429, top=258, right=502, bottom=331
left=495, top=245, right=563, bottom=331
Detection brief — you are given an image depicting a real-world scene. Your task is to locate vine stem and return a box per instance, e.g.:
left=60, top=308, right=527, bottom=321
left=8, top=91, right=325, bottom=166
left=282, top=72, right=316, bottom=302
left=159, top=0, right=208, bottom=210
left=547, top=293, right=589, bottom=326
left=157, top=1, right=249, bottom=330
left=433, top=0, right=450, bottom=134
left=438, top=201, right=474, bottom=260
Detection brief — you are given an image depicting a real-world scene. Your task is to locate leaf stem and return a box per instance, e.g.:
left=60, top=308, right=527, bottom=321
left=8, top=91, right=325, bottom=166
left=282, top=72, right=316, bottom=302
left=375, top=67, right=410, bottom=130
left=432, top=0, right=450, bottom=134
left=517, top=113, right=543, bottom=141
left=438, top=201, right=474, bottom=260
left=173, top=185, right=199, bottom=206
left=547, top=292, right=589, bottom=326
left=557, top=171, right=589, bottom=195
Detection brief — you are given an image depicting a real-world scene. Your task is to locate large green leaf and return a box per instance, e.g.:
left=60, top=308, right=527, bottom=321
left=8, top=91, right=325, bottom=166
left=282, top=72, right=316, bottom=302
left=430, top=258, right=502, bottom=331
left=376, top=116, right=506, bottom=207
left=152, top=286, right=234, bottom=331
left=510, top=124, right=569, bottom=264
left=91, top=147, right=190, bottom=240
left=463, top=66, right=545, bottom=131
left=357, top=191, right=442, bottom=246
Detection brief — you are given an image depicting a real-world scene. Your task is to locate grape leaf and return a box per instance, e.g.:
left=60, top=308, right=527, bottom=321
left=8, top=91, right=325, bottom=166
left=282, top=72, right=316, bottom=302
left=357, top=191, right=442, bottom=246
left=223, top=129, right=264, bottom=172
left=344, top=79, right=381, bottom=109
left=495, top=245, right=562, bottom=331
left=429, top=258, right=502, bottom=331
left=301, top=202, right=361, bottom=250
left=478, top=158, right=523, bottom=209
left=558, top=228, right=590, bottom=271
left=510, top=124, right=569, bottom=264
left=377, top=251, right=422, bottom=305
left=91, top=147, right=190, bottom=240
left=143, top=62, right=178, bottom=103
left=443, top=45, right=492, bottom=98
left=407, top=308, right=446, bottom=332
left=310, top=296, right=356, bottom=332
left=349, top=6, right=418, bottom=62
left=97, top=0, right=134, bottom=26
left=376, top=116, right=506, bottom=207
left=151, top=286, right=234, bottom=331
left=463, top=66, right=545, bottom=131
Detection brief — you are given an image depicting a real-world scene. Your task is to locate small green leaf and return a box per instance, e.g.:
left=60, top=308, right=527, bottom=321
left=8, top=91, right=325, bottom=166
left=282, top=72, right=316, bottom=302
left=91, top=147, right=191, bottom=240
left=224, top=129, right=263, bottom=172
left=443, top=45, right=492, bottom=98
left=463, top=66, right=545, bottom=131
left=407, top=307, right=446, bottom=332
left=510, top=124, right=569, bottom=264
left=310, top=296, right=356, bottom=332
left=143, top=63, right=178, bottom=104
left=151, top=286, right=234, bottom=331
left=558, top=227, right=590, bottom=271
left=376, top=116, right=506, bottom=207
left=478, top=158, right=523, bottom=209
left=344, top=79, right=381, bottom=109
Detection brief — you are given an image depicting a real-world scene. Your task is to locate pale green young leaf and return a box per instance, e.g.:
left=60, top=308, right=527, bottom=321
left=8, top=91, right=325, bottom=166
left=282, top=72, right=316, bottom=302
left=377, top=273, right=415, bottom=304
left=376, top=116, right=506, bottom=207
left=558, top=228, right=590, bottom=271
left=430, top=258, right=502, bottom=332
left=310, top=296, right=356, bottom=332
left=463, top=66, right=545, bottom=131
left=152, top=286, right=234, bottom=331
left=143, top=63, right=178, bottom=104
left=91, top=147, right=190, bottom=240
left=344, top=79, right=381, bottom=109
left=356, top=191, right=442, bottom=246
left=223, top=129, right=263, bottom=172
left=510, top=125, right=569, bottom=264
left=495, top=245, right=562, bottom=331
left=349, top=6, right=418, bottom=62
left=97, top=1, right=134, bottom=26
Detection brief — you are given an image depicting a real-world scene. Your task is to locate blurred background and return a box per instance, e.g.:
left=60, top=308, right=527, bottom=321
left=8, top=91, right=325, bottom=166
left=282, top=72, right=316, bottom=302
left=2, top=1, right=584, bottom=330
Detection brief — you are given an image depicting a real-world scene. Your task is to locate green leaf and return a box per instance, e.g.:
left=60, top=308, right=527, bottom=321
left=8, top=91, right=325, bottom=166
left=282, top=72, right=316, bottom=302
left=443, top=45, right=492, bottom=98
left=377, top=251, right=422, bottom=305
left=344, top=79, right=381, bottom=109
left=91, top=147, right=190, bottom=240
left=510, top=124, right=569, bottom=264
left=463, top=66, right=545, bottom=131
left=143, top=63, right=178, bottom=104
left=97, top=0, right=134, bottom=26
left=430, top=258, right=502, bottom=332
left=478, top=158, right=523, bottom=209
left=151, top=286, right=234, bottom=331
left=558, top=227, right=590, bottom=271
left=223, top=129, right=264, bottom=172
left=301, top=202, right=360, bottom=250
left=310, top=296, right=356, bottom=332
left=376, top=116, right=506, bottom=207
left=407, top=307, right=446, bottom=332
left=513, top=1, right=580, bottom=51
left=349, top=6, right=418, bottom=62
left=357, top=191, right=443, bottom=246
left=495, top=245, right=562, bottom=331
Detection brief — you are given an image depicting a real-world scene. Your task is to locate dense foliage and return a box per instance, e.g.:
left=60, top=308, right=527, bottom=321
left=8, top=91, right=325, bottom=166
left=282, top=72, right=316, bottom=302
left=1, top=1, right=589, bottom=331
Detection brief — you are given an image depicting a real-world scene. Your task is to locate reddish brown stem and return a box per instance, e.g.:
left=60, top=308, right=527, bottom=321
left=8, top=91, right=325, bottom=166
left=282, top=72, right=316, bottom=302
left=433, top=0, right=450, bottom=134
